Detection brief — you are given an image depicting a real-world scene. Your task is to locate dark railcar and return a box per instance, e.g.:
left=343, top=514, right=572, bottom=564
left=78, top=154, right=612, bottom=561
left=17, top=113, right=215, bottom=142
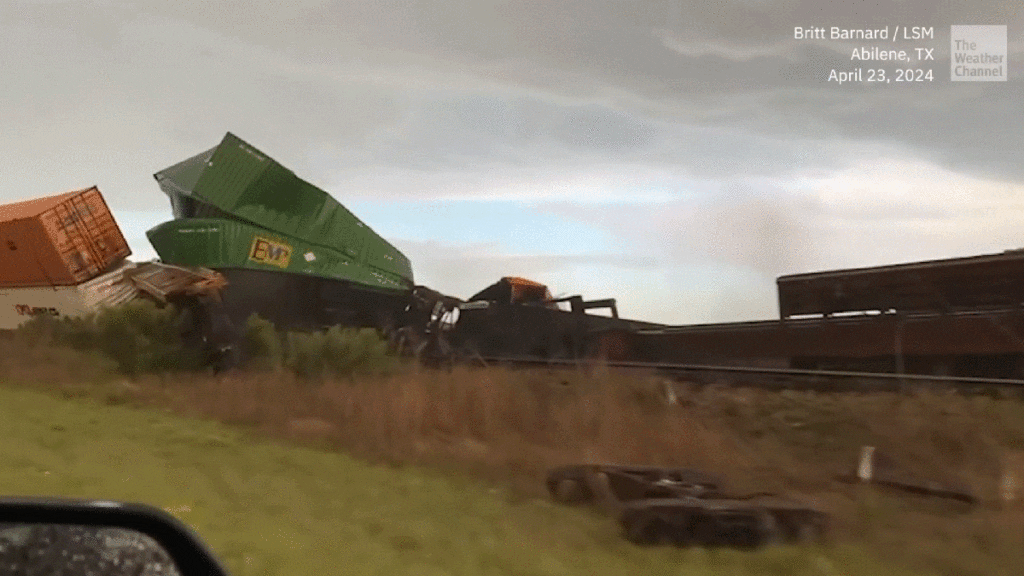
left=448, top=277, right=663, bottom=361
left=777, top=250, right=1024, bottom=319
left=613, top=308, right=1024, bottom=380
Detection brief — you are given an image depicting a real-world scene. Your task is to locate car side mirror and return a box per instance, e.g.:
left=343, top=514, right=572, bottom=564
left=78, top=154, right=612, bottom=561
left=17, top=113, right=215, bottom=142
left=0, top=497, right=229, bottom=575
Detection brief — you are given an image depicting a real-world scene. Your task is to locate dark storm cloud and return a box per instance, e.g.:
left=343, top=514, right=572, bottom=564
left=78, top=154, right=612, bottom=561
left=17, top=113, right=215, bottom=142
left=6, top=0, right=1020, bottom=191
left=349, top=95, right=659, bottom=171
left=299, top=0, right=1022, bottom=182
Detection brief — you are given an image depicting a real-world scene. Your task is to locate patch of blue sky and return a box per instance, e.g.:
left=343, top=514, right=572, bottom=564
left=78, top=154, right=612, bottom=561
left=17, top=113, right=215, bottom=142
left=111, top=210, right=167, bottom=260
left=346, top=199, right=619, bottom=255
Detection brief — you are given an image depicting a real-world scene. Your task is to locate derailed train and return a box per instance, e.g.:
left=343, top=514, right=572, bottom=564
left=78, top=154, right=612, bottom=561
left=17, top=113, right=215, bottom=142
left=144, top=133, right=662, bottom=365
left=141, top=133, right=1024, bottom=378
left=137, top=133, right=1024, bottom=379
left=3, top=133, right=1020, bottom=379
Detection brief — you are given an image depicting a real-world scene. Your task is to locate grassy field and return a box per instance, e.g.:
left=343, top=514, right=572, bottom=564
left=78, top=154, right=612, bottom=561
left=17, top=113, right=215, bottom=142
left=0, top=384, right=904, bottom=576
left=1, top=333, right=1023, bottom=575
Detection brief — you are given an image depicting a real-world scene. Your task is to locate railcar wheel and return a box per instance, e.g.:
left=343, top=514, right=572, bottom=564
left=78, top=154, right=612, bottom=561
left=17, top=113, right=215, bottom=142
left=791, top=516, right=825, bottom=544
left=755, top=511, right=783, bottom=548
left=552, top=479, right=588, bottom=504
left=623, top=512, right=672, bottom=546
left=545, top=467, right=594, bottom=504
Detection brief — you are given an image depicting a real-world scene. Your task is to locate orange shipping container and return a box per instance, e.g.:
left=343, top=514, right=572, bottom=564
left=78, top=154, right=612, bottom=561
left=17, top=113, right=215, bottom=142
left=0, top=186, right=131, bottom=287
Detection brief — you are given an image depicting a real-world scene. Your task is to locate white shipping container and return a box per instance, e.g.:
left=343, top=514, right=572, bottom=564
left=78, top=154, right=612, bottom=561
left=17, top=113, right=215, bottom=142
left=0, top=260, right=140, bottom=330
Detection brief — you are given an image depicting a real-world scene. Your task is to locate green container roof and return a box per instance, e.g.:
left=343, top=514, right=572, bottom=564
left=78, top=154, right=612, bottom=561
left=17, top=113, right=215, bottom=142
left=153, top=133, right=412, bottom=284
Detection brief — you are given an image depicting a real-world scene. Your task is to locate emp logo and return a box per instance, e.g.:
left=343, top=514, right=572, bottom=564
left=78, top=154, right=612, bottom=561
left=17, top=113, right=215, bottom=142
left=248, top=236, right=292, bottom=268
left=15, top=305, right=59, bottom=317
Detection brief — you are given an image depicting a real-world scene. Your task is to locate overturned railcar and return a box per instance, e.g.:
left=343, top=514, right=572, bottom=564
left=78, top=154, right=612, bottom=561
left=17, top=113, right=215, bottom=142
left=146, top=133, right=420, bottom=334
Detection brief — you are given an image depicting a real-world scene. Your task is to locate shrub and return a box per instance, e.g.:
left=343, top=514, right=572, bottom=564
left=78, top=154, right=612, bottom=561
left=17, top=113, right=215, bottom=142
left=321, top=326, right=396, bottom=377
left=14, top=312, right=64, bottom=347
left=280, top=325, right=398, bottom=380
left=241, top=313, right=283, bottom=371
left=16, top=299, right=205, bottom=375
left=226, top=313, right=401, bottom=379
left=16, top=305, right=400, bottom=379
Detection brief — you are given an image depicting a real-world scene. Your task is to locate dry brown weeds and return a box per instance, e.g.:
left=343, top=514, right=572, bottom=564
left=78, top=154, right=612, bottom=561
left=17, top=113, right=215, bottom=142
left=4, top=337, right=1024, bottom=574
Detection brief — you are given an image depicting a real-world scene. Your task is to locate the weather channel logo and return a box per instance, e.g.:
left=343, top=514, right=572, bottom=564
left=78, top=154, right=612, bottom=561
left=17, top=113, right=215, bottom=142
left=950, top=25, right=1007, bottom=81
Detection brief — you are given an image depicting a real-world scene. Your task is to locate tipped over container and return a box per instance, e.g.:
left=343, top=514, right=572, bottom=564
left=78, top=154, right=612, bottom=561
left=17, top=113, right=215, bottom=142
left=0, top=186, right=131, bottom=288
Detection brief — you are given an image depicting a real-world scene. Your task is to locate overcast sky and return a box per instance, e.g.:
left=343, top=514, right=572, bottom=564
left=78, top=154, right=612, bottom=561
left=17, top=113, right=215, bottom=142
left=1, top=0, right=1021, bottom=323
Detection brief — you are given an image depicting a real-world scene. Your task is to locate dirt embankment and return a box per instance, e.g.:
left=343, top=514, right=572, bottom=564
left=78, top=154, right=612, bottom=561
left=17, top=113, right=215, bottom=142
left=3, top=339, right=1024, bottom=575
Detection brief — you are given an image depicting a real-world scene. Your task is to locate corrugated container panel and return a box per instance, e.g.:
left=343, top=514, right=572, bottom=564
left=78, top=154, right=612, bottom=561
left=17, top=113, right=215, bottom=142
left=0, top=187, right=131, bottom=288
left=218, top=156, right=328, bottom=239
left=156, top=147, right=217, bottom=214
left=196, top=135, right=269, bottom=212
left=124, top=262, right=226, bottom=303
left=146, top=217, right=412, bottom=292
left=153, top=132, right=414, bottom=285
left=77, top=260, right=140, bottom=310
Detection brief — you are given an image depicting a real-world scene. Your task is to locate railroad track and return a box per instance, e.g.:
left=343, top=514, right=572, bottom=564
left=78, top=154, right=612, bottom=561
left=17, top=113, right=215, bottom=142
left=455, top=355, right=1024, bottom=395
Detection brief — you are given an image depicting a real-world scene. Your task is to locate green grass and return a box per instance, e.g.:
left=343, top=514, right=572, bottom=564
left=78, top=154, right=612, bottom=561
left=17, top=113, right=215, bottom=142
left=0, top=385, right=917, bottom=576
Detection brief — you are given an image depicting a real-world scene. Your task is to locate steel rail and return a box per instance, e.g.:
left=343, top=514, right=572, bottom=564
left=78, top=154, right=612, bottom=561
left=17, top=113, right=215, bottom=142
left=469, top=355, right=1024, bottom=388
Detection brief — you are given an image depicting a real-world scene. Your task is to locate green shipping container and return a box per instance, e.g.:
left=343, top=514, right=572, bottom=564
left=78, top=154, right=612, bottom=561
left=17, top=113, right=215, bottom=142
left=152, top=133, right=413, bottom=288
left=146, top=217, right=409, bottom=293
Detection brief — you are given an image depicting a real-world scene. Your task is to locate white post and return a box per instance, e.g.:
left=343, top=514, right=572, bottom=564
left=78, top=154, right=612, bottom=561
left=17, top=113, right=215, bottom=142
left=858, top=446, right=875, bottom=482
left=662, top=380, right=678, bottom=406
left=1001, top=451, right=1023, bottom=506
left=1001, top=470, right=1016, bottom=504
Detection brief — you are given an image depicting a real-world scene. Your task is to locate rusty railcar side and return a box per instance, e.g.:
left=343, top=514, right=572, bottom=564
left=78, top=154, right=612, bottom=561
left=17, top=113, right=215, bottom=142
left=777, top=250, right=1024, bottom=319
left=613, top=308, right=1024, bottom=380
